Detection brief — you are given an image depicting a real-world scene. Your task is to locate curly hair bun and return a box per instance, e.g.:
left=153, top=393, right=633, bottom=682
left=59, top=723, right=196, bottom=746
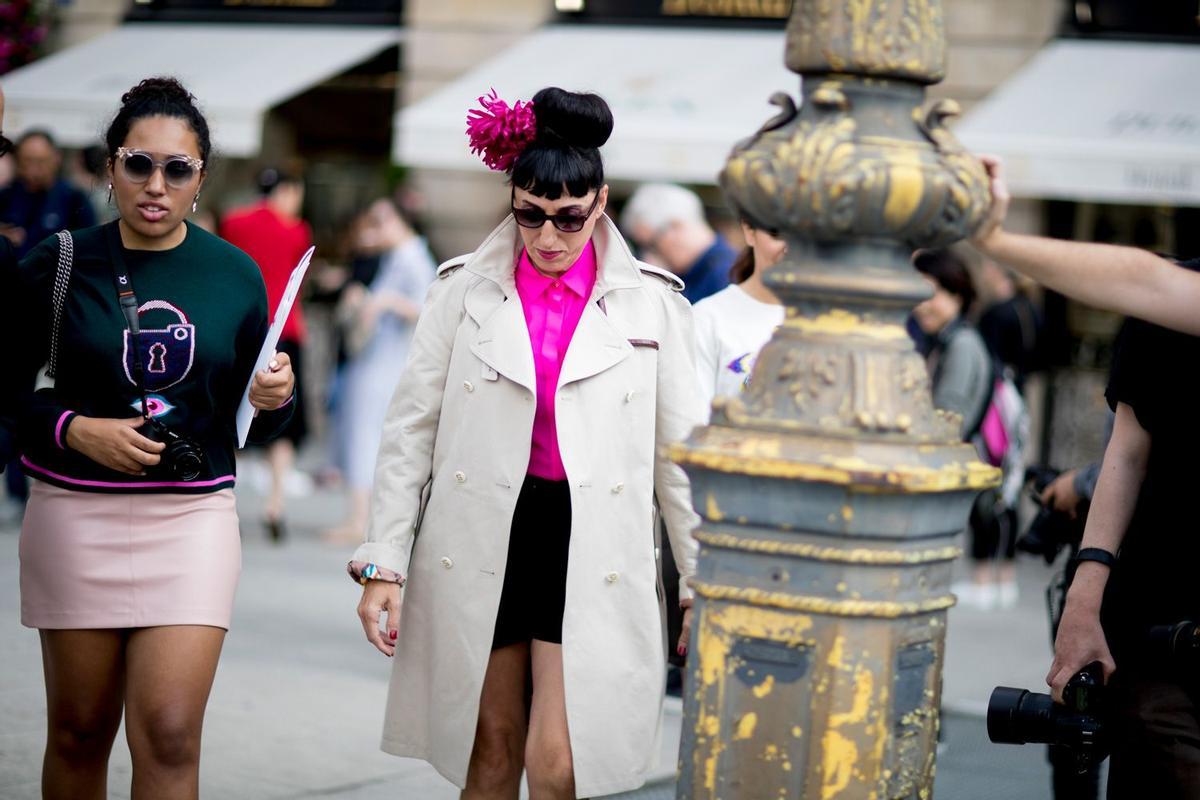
left=121, top=77, right=195, bottom=108
left=531, top=87, right=613, bottom=150
left=107, top=75, right=212, bottom=165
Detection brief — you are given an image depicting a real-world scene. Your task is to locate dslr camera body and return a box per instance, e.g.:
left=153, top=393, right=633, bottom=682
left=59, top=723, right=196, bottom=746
left=988, top=661, right=1108, bottom=774
left=140, top=417, right=206, bottom=482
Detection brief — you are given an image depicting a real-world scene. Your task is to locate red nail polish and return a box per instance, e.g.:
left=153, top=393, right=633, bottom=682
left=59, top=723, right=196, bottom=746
left=389, top=630, right=397, bottom=641
left=677, top=645, right=686, bottom=657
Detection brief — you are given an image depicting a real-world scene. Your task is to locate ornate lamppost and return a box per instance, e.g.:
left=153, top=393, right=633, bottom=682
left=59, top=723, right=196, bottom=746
left=672, top=2, right=997, bottom=798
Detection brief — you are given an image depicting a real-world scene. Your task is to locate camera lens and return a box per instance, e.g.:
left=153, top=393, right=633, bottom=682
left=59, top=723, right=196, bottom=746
left=170, top=448, right=204, bottom=482
left=987, top=686, right=1057, bottom=745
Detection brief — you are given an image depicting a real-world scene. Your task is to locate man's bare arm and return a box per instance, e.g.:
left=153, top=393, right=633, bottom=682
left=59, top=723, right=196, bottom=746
left=969, top=156, right=1200, bottom=335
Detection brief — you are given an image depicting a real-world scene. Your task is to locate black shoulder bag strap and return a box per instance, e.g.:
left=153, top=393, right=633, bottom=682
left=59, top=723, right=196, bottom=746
left=104, top=222, right=151, bottom=420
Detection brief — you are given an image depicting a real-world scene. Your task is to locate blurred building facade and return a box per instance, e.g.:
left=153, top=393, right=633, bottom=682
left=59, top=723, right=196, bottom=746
left=13, top=0, right=1199, bottom=469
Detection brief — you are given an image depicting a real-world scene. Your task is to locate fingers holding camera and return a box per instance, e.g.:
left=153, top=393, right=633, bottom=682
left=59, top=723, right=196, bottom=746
left=65, top=416, right=165, bottom=475
left=1047, top=600, right=1116, bottom=704
left=250, top=351, right=296, bottom=410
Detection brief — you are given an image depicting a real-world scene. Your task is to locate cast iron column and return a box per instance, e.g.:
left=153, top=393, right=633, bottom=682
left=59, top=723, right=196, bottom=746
left=673, top=2, right=996, bottom=798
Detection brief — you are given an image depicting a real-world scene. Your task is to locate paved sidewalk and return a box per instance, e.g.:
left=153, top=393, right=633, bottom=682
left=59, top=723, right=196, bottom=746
left=0, top=464, right=1065, bottom=798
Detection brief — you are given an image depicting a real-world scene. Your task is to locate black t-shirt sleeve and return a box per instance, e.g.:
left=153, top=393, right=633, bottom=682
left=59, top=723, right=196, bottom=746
left=1106, top=317, right=1158, bottom=434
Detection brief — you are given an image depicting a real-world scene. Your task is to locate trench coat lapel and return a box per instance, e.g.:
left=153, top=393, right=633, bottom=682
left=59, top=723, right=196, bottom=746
left=468, top=288, right=536, bottom=395
left=555, top=215, right=643, bottom=388
left=558, top=300, right=632, bottom=389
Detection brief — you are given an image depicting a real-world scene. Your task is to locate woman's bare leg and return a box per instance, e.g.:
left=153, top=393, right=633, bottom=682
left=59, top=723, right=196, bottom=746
left=39, top=629, right=127, bottom=800
left=462, top=642, right=530, bottom=800
left=123, top=625, right=225, bottom=800
left=525, top=641, right=575, bottom=800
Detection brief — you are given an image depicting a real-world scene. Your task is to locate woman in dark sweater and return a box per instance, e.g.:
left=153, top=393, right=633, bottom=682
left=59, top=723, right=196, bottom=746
left=15, top=78, right=294, bottom=799
left=912, top=249, right=1016, bottom=609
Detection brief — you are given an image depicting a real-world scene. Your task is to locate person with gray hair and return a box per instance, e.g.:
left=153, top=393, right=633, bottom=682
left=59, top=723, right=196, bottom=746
left=619, top=183, right=735, bottom=304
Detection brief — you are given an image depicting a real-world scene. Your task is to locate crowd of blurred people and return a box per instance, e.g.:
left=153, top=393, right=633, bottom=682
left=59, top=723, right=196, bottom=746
left=0, top=129, right=1051, bottom=581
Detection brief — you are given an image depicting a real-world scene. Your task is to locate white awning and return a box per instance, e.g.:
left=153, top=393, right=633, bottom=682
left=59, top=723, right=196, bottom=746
left=394, top=25, right=797, bottom=185
left=2, top=23, right=401, bottom=158
left=955, top=38, right=1200, bottom=206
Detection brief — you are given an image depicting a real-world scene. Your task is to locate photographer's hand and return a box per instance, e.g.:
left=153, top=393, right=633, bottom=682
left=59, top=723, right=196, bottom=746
left=249, top=351, right=296, bottom=410
left=1040, top=469, right=1081, bottom=518
left=1048, top=570, right=1116, bottom=703
left=65, top=416, right=165, bottom=475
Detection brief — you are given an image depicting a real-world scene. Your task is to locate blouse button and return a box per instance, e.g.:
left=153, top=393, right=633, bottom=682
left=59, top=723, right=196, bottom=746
left=625, top=391, right=635, bottom=403
left=612, top=483, right=624, bottom=494
left=454, top=471, right=466, bottom=484
left=441, top=556, right=454, bottom=569
left=606, top=572, right=620, bottom=584
left=463, top=380, right=475, bottom=392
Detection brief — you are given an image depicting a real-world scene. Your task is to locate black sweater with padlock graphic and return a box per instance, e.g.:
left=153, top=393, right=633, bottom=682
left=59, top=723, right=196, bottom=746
left=16, top=221, right=292, bottom=493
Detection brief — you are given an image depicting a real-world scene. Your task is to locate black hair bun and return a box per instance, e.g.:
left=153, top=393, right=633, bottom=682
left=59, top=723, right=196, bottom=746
left=122, top=77, right=195, bottom=108
left=531, top=87, right=613, bottom=150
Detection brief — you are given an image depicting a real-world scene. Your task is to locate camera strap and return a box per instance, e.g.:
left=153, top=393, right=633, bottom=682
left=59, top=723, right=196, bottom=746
left=103, top=222, right=151, bottom=419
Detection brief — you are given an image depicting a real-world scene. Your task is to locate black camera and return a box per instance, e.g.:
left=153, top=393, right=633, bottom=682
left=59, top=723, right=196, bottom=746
left=141, top=418, right=206, bottom=482
left=1017, top=466, right=1088, bottom=564
left=1147, top=620, right=1200, bottom=671
left=987, top=661, right=1109, bottom=774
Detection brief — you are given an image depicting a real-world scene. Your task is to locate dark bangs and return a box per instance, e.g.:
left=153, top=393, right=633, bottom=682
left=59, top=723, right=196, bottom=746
left=510, top=145, right=604, bottom=201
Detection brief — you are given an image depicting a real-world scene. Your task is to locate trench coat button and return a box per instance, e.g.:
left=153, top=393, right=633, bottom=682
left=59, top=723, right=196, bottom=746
left=606, top=571, right=619, bottom=584
left=611, top=482, right=624, bottom=494
left=463, top=380, right=474, bottom=392
left=441, top=556, right=453, bottom=569
left=454, top=471, right=466, bottom=483
left=625, top=391, right=635, bottom=403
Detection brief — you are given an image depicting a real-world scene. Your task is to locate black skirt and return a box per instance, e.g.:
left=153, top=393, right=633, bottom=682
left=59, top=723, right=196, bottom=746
left=492, top=474, right=571, bottom=650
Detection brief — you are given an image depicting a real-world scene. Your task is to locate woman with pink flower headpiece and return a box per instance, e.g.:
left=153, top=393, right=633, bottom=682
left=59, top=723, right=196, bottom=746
left=347, top=87, right=703, bottom=798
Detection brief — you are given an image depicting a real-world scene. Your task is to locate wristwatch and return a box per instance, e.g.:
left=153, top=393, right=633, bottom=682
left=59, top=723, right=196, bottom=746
left=1072, top=547, right=1117, bottom=569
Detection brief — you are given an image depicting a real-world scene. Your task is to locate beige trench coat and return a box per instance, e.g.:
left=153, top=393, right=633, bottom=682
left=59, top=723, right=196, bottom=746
left=352, top=214, right=703, bottom=798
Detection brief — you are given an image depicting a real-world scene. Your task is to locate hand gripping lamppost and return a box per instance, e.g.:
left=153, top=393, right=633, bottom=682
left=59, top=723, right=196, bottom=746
left=671, top=2, right=997, bottom=798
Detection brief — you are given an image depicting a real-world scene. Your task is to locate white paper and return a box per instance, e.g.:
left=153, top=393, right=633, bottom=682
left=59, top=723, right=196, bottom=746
left=236, top=246, right=315, bottom=448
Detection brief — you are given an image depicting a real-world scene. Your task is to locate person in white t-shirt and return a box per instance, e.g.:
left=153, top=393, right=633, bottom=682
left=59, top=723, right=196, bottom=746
left=692, top=219, right=787, bottom=419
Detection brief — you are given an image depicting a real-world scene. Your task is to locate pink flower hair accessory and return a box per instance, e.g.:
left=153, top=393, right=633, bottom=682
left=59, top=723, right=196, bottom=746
left=466, top=88, right=537, bottom=173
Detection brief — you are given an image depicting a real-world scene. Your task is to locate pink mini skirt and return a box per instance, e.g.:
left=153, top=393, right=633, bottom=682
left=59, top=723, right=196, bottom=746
left=19, top=480, right=241, bottom=630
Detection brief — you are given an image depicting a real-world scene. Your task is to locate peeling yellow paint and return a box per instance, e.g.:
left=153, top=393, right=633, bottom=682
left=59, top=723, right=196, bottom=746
left=701, top=530, right=953, bottom=566
left=670, top=442, right=1001, bottom=492
left=783, top=308, right=909, bottom=341
left=827, top=634, right=845, bottom=668
left=830, top=667, right=873, bottom=727
left=792, top=725, right=803, bottom=738
left=705, top=492, right=725, bottom=522
left=752, top=674, right=776, bottom=699
left=841, top=505, right=854, bottom=521
left=692, top=582, right=956, bottom=618
left=822, top=730, right=858, bottom=799
left=734, top=712, right=758, bottom=740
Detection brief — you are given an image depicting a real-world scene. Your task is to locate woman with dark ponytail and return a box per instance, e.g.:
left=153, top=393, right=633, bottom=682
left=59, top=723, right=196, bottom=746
left=692, top=216, right=787, bottom=417
left=15, top=77, right=295, bottom=798
left=351, top=86, right=703, bottom=798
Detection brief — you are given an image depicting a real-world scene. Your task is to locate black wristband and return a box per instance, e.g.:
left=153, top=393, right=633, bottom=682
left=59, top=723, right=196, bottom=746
left=1073, top=547, right=1117, bottom=570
